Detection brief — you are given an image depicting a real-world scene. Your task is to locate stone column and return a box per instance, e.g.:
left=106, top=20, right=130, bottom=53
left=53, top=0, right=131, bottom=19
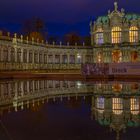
left=60, top=54, right=62, bottom=64
left=14, top=48, right=17, bottom=63
left=27, top=50, right=29, bottom=63
left=32, top=51, right=34, bottom=64
left=67, top=54, right=70, bottom=64
left=0, top=48, right=3, bottom=62
left=20, top=81, right=24, bottom=97
left=0, top=84, right=4, bottom=99
left=8, top=48, right=11, bottom=62
left=75, top=54, right=77, bottom=64
left=42, top=53, right=44, bottom=64
left=82, top=54, right=86, bottom=64
left=53, top=54, right=55, bottom=64
left=38, top=53, right=40, bottom=64
left=47, top=54, right=49, bottom=64
left=20, top=49, right=24, bottom=63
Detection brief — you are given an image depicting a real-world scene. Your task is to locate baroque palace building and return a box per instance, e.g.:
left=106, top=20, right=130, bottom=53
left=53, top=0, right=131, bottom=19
left=90, top=2, right=140, bottom=63
left=0, top=2, right=140, bottom=71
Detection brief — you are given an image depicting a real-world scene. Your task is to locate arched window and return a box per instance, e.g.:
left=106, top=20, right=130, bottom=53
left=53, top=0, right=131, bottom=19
left=95, top=28, right=104, bottom=44
left=97, top=97, right=104, bottom=114
left=129, top=26, right=138, bottom=43
left=112, top=27, right=122, bottom=43
left=130, top=98, right=139, bottom=115
left=112, top=98, right=123, bottom=115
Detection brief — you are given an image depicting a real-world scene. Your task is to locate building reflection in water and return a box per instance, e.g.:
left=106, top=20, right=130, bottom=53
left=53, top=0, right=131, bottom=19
left=0, top=79, right=140, bottom=140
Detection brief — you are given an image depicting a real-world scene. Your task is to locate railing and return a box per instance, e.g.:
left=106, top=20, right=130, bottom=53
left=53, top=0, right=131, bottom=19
left=0, top=34, right=92, bottom=49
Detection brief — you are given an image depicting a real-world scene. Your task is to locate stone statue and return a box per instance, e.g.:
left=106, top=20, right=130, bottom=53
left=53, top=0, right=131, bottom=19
left=114, top=2, right=118, bottom=11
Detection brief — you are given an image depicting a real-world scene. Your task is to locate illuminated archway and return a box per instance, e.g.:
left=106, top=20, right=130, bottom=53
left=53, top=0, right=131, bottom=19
left=131, top=51, right=138, bottom=62
left=112, top=50, right=122, bottom=63
left=97, top=52, right=103, bottom=63
left=112, top=84, right=122, bottom=92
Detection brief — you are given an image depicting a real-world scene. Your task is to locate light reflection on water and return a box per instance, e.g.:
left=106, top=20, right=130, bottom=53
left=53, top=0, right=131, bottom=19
left=0, top=79, right=140, bottom=140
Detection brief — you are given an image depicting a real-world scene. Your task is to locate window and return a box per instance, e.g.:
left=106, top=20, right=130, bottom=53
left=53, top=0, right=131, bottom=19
left=96, top=97, right=104, bottom=113
left=55, top=55, right=60, bottom=64
left=3, top=49, right=8, bottom=62
left=70, top=55, right=75, bottom=64
left=29, top=52, right=32, bottom=63
left=17, top=49, right=21, bottom=63
left=48, top=55, right=53, bottom=64
left=62, top=55, right=67, bottom=64
left=97, top=97, right=104, bottom=109
left=129, top=26, right=138, bottom=43
left=23, top=50, right=27, bottom=63
left=112, top=98, right=123, bottom=115
left=130, top=98, right=139, bottom=115
left=112, top=27, right=122, bottom=43
left=44, top=53, right=47, bottom=64
left=95, top=28, right=104, bottom=44
left=11, top=48, right=15, bottom=62
left=34, top=52, right=38, bottom=63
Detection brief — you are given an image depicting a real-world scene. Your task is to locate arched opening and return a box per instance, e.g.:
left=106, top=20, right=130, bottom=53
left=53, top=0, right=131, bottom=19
left=112, top=27, right=122, bottom=43
left=112, top=98, right=123, bottom=115
left=112, top=84, right=122, bottom=92
left=131, top=51, right=138, bottom=62
left=97, top=52, right=103, bottom=63
left=112, top=50, right=122, bottom=63
left=129, top=26, right=139, bottom=43
left=95, top=28, right=104, bottom=44
left=130, top=98, right=139, bottom=115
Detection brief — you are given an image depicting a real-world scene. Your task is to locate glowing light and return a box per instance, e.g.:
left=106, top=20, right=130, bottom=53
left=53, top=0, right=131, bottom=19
left=112, top=27, right=121, bottom=43
left=95, top=28, right=104, bottom=44
left=112, top=98, right=123, bottom=115
left=129, top=26, right=138, bottom=43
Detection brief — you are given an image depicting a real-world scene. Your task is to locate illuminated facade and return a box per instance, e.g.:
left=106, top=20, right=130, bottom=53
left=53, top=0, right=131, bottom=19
left=90, top=2, right=140, bottom=63
left=0, top=34, right=93, bottom=71
left=0, top=2, right=140, bottom=72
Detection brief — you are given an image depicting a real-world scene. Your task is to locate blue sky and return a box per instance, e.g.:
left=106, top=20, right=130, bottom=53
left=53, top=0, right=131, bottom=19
left=0, top=0, right=140, bottom=36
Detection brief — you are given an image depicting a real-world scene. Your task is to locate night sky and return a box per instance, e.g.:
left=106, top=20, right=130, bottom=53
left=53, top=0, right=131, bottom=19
left=0, top=0, right=140, bottom=37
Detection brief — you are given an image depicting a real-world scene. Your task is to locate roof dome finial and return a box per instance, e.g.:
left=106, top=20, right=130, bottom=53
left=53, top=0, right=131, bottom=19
left=114, top=1, right=118, bottom=11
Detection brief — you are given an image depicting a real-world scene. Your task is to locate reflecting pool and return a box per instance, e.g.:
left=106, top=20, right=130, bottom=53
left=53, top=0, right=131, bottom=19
left=0, top=79, right=140, bottom=140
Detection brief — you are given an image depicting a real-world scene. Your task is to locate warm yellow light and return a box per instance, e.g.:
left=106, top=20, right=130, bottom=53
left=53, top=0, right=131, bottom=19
left=112, top=27, right=122, bottom=43
left=130, top=98, right=139, bottom=115
left=129, top=26, right=138, bottom=43
left=112, top=98, right=123, bottom=115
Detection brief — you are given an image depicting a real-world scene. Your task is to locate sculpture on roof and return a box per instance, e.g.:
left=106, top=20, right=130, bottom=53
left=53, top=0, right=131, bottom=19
left=114, top=2, right=118, bottom=11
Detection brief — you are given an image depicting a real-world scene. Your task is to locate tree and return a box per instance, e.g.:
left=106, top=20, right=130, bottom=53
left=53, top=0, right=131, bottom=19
left=82, top=36, right=91, bottom=46
left=22, top=17, right=47, bottom=42
left=64, top=32, right=81, bottom=45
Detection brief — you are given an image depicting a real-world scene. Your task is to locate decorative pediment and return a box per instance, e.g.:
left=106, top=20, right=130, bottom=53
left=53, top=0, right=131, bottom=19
left=108, top=2, right=125, bottom=19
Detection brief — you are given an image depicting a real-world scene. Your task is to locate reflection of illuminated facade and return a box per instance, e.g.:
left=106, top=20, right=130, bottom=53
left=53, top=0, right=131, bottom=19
left=0, top=80, right=88, bottom=114
left=0, top=80, right=140, bottom=113
left=90, top=2, right=140, bottom=63
left=0, top=80, right=140, bottom=140
left=91, top=95, right=140, bottom=140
